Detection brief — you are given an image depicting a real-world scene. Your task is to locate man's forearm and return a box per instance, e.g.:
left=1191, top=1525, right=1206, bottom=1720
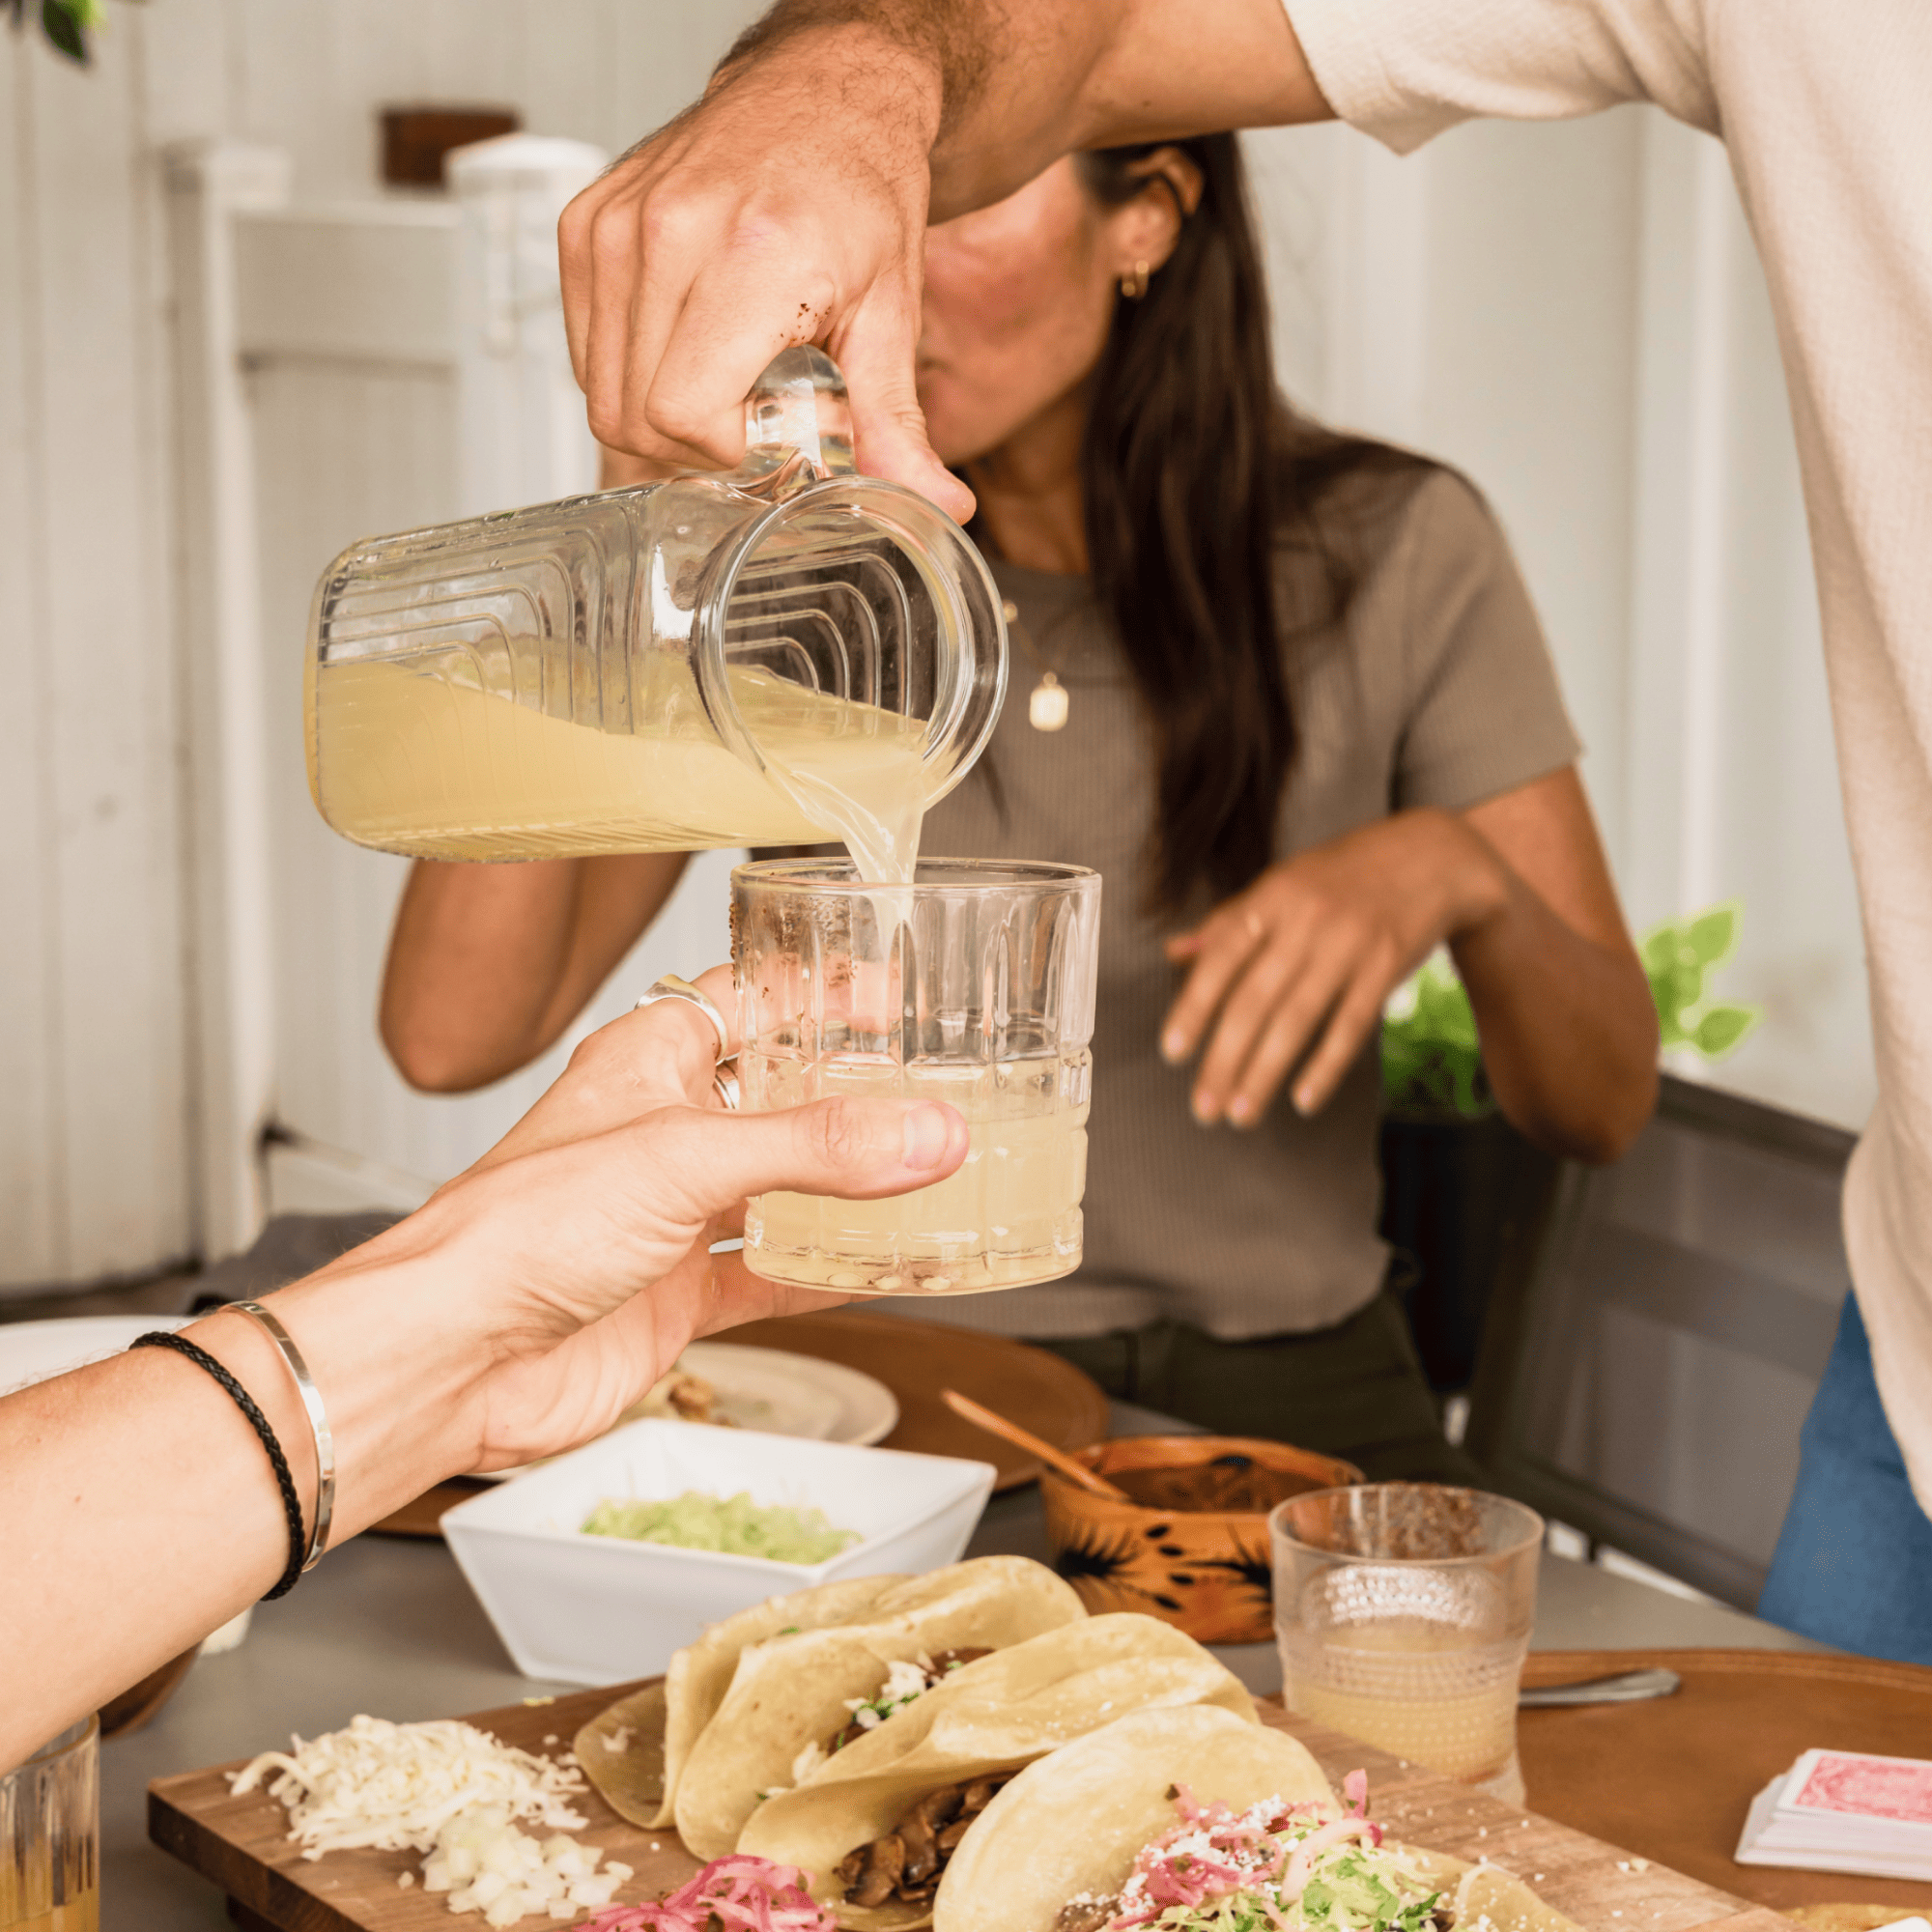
left=715, top=0, right=1329, bottom=224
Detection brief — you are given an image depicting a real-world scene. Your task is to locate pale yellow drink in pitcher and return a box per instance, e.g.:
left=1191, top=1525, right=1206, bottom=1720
left=742, top=1052, right=1090, bottom=1293
left=309, top=655, right=927, bottom=882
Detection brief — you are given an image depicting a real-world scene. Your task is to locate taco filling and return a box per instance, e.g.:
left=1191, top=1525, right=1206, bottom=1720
left=1053, top=1777, right=1449, bottom=1932
left=836, top=1774, right=1017, bottom=1910
left=780, top=1650, right=996, bottom=1793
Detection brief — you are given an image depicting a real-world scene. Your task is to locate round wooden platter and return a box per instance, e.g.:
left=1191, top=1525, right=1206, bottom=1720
left=369, top=1310, right=1110, bottom=1537
left=1520, top=1647, right=1932, bottom=1918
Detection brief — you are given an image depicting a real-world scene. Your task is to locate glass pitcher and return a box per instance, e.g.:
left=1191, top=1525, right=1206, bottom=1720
left=302, top=349, right=1006, bottom=879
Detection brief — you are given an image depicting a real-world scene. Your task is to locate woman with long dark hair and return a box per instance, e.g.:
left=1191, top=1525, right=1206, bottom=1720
left=382, top=138, right=1659, bottom=1478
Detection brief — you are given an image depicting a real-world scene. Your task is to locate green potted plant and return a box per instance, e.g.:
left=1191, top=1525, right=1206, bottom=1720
left=10, top=0, right=116, bottom=63
left=1378, top=901, right=1760, bottom=1391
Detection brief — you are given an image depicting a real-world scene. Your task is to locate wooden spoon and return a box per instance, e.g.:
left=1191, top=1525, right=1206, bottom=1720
left=940, top=1388, right=1132, bottom=1502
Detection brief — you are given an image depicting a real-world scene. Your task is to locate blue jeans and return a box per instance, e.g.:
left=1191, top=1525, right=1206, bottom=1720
left=1758, top=1293, right=1932, bottom=1662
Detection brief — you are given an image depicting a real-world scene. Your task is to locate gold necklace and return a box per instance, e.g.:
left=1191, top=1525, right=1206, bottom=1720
left=1003, top=597, right=1081, bottom=732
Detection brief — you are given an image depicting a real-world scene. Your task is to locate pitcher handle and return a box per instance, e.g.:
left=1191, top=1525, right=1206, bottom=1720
left=739, top=346, right=857, bottom=496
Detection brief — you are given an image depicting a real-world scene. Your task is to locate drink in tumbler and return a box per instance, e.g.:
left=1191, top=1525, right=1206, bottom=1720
left=1270, top=1484, right=1543, bottom=1803
left=1, top=1719, right=98, bottom=1932
left=733, top=859, right=1100, bottom=1295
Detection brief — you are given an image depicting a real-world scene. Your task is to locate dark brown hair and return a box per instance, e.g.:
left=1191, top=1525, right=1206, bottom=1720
left=1073, top=136, right=1429, bottom=915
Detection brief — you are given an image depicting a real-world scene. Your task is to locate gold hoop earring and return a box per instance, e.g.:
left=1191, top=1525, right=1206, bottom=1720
left=1119, top=260, right=1151, bottom=300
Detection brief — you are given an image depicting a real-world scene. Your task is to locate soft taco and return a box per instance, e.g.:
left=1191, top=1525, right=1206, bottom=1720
left=932, top=1706, right=1580, bottom=1932
left=576, top=1558, right=1084, bottom=1846
left=739, top=1615, right=1260, bottom=1931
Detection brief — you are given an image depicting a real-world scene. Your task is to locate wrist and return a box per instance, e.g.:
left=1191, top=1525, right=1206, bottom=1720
left=715, top=19, right=944, bottom=152
left=1432, top=810, right=1512, bottom=938
left=218, top=1208, right=499, bottom=1538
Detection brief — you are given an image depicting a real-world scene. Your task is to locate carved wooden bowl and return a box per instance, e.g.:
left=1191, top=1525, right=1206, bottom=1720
left=1039, top=1435, right=1364, bottom=1645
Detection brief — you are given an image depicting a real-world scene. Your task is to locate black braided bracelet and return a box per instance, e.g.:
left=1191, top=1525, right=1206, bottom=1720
left=130, top=1330, right=307, bottom=1601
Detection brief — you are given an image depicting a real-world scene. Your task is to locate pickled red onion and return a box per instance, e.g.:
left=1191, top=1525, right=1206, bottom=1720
left=578, top=1853, right=838, bottom=1932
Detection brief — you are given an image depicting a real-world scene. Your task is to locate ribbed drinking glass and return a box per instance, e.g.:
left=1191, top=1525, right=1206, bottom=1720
left=732, top=857, right=1101, bottom=1294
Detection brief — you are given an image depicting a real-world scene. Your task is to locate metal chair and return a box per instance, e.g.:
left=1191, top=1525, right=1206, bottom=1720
left=1463, top=1073, right=1853, bottom=1610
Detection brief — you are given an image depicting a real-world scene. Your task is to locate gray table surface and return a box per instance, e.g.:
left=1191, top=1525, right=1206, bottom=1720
left=103, top=1401, right=1826, bottom=1931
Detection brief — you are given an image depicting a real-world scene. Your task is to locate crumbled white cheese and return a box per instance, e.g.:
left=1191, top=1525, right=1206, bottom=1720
left=604, top=1726, right=635, bottom=1756
left=228, top=1715, right=588, bottom=1860
left=791, top=1740, right=828, bottom=1785
left=837, top=1654, right=939, bottom=1739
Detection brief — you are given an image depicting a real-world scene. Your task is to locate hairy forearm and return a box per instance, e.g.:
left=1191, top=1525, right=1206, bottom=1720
left=1452, top=872, right=1659, bottom=1164
left=715, top=0, right=1326, bottom=222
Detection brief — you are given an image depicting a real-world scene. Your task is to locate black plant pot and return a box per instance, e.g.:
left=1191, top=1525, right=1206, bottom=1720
left=1377, top=1111, right=1561, bottom=1394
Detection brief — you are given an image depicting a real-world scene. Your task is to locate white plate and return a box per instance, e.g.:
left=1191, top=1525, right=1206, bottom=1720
left=0, top=1313, right=192, bottom=1396
left=479, top=1342, right=901, bottom=1481
left=678, top=1342, right=899, bottom=1446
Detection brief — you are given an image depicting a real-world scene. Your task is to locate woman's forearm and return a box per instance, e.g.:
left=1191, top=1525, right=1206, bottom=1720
left=1451, top=855, right=1659, bottom=1163
left=0, top=1214, right=488, bottom=1765
left=0, top=972, right=972, bottom=1770
left=381, top=854, right=689, bottom=1091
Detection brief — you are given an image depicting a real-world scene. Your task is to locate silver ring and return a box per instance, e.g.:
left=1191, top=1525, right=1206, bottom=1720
left=635, top=974, right=731, bottom=1064
left=712, top=1068, right=741, bottom=1110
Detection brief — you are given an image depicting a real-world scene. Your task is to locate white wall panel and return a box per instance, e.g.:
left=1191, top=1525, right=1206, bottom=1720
left=0, top=21, right=191, bottom=1288
left=0, top=42, right=63, bottom=1278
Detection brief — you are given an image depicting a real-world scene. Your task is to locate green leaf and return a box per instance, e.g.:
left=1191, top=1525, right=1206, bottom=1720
left=41, top=0, right=87, bottom=59
left=1687, top=904, right=1738, bottom=966
left=1692, top=1004, right=1759, bottom=1057
left=1640, top=924, right=1681, bottom=975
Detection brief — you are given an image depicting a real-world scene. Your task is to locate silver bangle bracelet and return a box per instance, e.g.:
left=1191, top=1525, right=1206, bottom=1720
left=225, top=1298, right=336, bottom=1571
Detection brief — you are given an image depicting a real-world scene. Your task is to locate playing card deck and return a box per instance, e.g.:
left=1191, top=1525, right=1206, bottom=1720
left=1736, top=1748, right=1932, bottom=1881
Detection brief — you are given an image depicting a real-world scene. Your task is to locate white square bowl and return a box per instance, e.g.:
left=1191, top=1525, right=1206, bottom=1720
left=441, top=1420, right=996, bottom=1685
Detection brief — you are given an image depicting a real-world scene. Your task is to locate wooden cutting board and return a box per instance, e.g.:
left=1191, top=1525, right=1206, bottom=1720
left=370, top=1314, right=1111, bottom=1536
left=149, top=1684, right=1793, bottom=1932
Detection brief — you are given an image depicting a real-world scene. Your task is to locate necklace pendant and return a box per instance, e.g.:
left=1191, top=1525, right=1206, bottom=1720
left=1029, top=672, right=1069, bottom=732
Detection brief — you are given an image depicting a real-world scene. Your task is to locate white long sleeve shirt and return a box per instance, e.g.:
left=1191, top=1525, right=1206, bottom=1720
left=1285, top=0, right=1932, bottom=1511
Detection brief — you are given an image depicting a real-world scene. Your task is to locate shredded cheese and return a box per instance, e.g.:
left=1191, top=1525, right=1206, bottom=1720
left=228, top=1714, right=589, bottom=1860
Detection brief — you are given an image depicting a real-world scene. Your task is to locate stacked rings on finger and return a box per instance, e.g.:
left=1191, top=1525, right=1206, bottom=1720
left=634, top=974, right=740, bottom=1109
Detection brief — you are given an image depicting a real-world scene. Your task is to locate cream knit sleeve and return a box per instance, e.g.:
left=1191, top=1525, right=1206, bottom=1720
left=1285, top=0, right=1720, bottom=155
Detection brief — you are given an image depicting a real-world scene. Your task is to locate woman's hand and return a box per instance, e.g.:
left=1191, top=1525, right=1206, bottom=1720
left=1160, top=810, right=1508, bottom=1126
left=0, top=968, right=970, bottom=1763
left=315, top=966, right=967, bottom=1473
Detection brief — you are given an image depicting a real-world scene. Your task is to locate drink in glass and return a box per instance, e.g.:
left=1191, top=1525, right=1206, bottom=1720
left=733, top=858, right=1101, bottom=1293
left=1270, top=1484, right=1543, bottom=1804
left=1, top=1718, right=98, bottom=1932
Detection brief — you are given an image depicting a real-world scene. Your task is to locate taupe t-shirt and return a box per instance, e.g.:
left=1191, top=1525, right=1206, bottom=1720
left=891, top=468, right=1579, bottom=1343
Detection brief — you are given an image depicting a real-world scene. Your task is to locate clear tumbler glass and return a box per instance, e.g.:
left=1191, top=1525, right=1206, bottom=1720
left=1270, top=1484, right=1543, bottom=1804
left=733, top=857, right=1101, bottom=1294
left=1, top=1717, right=99, bottom=1932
